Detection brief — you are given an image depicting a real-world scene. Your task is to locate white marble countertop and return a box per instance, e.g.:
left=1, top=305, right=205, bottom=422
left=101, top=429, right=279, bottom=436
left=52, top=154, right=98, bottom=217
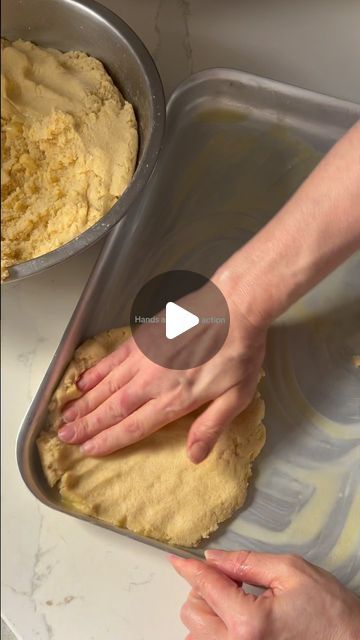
left=2, top=1, right=360, bottom=639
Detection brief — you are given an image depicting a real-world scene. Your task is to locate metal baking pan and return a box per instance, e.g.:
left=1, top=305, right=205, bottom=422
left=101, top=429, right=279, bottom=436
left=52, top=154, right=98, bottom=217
left=17, top=69, right=360, bottom=589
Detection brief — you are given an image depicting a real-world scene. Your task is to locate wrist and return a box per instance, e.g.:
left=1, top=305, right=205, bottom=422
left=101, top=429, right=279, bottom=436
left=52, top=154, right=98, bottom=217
left=213, top=247, right=287, bottom=330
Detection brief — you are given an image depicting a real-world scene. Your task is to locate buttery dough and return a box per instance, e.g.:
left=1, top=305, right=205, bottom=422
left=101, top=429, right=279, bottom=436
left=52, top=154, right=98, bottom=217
left=1, top=39, right=138, bottom=279
left=37, top=327, right=266, bottom=547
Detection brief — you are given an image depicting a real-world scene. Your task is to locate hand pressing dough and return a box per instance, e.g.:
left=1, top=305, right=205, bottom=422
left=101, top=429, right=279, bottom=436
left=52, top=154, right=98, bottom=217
left=1, top=39, right=138, bottom=279
left=37, top=327, right=266, bottom=547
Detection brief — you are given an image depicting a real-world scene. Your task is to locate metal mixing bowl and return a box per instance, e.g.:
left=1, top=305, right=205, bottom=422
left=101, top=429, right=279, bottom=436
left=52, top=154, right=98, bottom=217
left=1, top=0, right=165, bottom=282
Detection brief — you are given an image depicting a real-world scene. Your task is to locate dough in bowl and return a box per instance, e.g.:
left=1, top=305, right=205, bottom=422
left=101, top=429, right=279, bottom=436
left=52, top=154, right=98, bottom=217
left=37, top=327, right=266, bottom=547
left=1, top=39, right=138, bottom=279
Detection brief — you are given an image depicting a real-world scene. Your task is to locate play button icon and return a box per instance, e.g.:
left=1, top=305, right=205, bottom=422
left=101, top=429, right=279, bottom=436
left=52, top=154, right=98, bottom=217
left=165, top=302, right=199, bottom=339
left=130, top=270, right=230, bottom=370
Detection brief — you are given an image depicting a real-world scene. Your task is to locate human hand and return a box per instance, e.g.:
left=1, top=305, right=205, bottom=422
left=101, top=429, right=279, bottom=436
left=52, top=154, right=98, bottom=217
left=170, top=550, right=360, bottom=640
left=57, top=271, right=267, bottom=461
left=57, top=122, right=360, bottom=461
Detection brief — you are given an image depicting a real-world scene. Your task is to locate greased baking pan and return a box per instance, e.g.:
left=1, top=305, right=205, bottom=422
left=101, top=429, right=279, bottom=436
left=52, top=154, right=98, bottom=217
left=17, top=70, right=360, bottom=590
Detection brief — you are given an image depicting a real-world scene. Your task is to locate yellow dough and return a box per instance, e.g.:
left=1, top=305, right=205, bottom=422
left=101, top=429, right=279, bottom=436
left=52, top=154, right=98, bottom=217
left=37, top=327, right=266, bottom=547
left=1, top=39, right=138, bottom=279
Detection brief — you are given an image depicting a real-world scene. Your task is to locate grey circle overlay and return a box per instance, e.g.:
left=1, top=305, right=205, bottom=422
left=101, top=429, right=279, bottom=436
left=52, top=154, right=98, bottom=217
left=130, top=270, right=230, bottom=369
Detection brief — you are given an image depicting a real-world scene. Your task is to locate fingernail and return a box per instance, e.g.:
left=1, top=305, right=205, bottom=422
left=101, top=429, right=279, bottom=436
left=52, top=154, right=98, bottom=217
left=80, top=441, right=96, bottom=455
left=204, top=550, right=227, bottom=562
left=188, top=441, right=210, bottom=464
left=58, top=425, right=75, bottom=442
left=62, top=406, right=77, bottom=423
left=77, top=375, right=88, bottom=391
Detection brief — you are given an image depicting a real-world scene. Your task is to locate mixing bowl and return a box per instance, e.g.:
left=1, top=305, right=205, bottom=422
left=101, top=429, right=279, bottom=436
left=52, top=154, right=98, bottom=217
left=1, top=0, right=165, bottom=282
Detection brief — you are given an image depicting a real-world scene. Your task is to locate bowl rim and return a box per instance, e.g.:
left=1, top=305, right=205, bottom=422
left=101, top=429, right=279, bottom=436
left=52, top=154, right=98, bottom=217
left=2, top=0, right=166, bottom=284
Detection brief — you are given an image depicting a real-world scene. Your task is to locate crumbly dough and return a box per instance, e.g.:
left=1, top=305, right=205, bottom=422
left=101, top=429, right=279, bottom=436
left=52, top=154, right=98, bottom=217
left=37, top=327, right=266, bottom=547
left=1, top=39, right=138, bottom=279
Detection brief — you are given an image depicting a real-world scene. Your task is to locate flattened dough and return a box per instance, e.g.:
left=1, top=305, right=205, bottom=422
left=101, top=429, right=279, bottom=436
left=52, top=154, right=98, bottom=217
left=37, top=327, right=266, bottom=547
left=1, top=39, right=138, bottom=279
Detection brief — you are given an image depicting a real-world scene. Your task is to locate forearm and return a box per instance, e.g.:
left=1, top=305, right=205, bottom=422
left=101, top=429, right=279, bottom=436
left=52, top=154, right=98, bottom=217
left=216, top=121, right=360, bottom=327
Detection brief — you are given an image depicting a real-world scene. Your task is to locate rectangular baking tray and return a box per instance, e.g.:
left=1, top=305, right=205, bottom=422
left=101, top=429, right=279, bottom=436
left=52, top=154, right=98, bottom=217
left=17, top=69, right=360, bottom=590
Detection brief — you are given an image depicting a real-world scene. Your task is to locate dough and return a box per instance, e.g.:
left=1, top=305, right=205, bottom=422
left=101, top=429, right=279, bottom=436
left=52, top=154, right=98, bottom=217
left=1, top=39, right=138, bottom=279
left=37, top=327, right=266, bottom=547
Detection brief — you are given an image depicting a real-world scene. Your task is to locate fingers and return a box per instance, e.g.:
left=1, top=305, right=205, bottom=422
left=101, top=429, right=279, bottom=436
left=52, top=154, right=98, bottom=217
left=181, top=590, right=226, bottom=640
left=78, top=397, right=169, bottom=455
left=67, top=372, right=196, bottom=455
left=186, top=385, right=248, bottom=464
left=76, top=339, right=133, bottom=393
left=76, top=378, right=202, bottom=456
left=170, top=556, right=244, bottom=626
left=204, top=549, right=300, bottom=590
left=61, top=358, right=138, bottom=423
left=58, top=377, right=147, bottom=445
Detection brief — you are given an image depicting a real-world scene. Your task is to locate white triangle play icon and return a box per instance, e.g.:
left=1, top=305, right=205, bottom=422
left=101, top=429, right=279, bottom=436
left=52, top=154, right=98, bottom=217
left=165, top=302, right=200, bottom=339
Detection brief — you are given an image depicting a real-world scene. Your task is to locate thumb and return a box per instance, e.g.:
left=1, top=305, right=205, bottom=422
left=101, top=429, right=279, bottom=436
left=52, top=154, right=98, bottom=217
left=204, top=550, right=296, bottom=589
left=187, top=386, right=247, bottom=464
